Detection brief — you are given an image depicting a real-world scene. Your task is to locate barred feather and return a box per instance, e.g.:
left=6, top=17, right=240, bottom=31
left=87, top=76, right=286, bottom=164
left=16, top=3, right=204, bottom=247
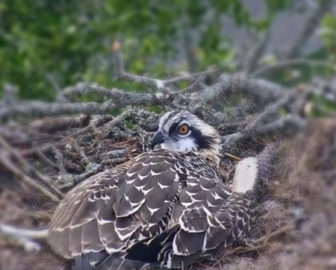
left=48, top=111, right=263, bottom=270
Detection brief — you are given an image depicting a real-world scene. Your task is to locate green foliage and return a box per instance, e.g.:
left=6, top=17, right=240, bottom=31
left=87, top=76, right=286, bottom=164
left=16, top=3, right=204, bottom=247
left=0, top=0, right=253, bottom=100
left=310, top=92, right=336, bottom=117
left=0, top=0, right=335, bottom=104
left=250, top=0, right=290, bottom=31
left=321, top=14, right=336, bottom=61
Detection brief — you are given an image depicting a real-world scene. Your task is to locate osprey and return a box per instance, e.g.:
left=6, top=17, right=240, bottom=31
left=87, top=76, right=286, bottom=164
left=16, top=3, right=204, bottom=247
left=48, top=111, right=261, bottom=270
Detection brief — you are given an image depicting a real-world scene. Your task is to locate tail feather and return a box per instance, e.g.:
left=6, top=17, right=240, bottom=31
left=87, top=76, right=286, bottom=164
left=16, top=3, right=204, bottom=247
left=125, top=225, right=179, bottom=264
left=73, top=252, right=145, bottom=270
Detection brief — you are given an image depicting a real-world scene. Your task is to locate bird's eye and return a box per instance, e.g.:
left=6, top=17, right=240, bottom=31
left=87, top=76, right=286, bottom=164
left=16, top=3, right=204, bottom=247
left=178, top=124, right=190, bottom=135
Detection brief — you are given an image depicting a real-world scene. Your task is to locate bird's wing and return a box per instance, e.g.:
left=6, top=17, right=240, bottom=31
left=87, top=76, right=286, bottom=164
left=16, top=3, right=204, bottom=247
left=126, top=184, right=254, bottom=269
left=112, top=150, right=182, bottom=242
left=48, top=150, right=183, bottom=266
left=48, top=165, right=128, bottom=259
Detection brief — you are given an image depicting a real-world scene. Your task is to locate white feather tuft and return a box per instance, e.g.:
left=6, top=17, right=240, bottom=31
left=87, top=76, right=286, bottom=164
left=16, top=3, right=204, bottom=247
left=232, top=157, right=258, bottom=193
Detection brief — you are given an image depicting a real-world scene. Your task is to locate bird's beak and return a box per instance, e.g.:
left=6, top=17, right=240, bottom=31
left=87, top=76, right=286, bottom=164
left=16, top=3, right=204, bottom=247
left=151, top=131, right=165, bottom=149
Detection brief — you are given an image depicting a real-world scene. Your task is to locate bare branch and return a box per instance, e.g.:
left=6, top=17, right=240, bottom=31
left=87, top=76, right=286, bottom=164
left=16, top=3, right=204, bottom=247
left=223, top=114, right=305, bottom=148
left=245, top=30, right=271, bottom=74
left=62, top=82, right=172, bottom=105
left=0, top=223, right=48, bottom=240
left=0, top=86, right=169, bottom=122
left=0, top=152, right=60, bottom=203
left=0, top=222, right=48, bottom=252
left=177, top=76, right=207, bottom=94
left=111, top=41, right=215, bottom=91
left=286, top=0, right=333, bottom=59
left=198, top=74, right=284, bottom=106
left=1, top=83, right=18, bottom=105
left=257, top=114, right=306, bottom=136
left=28, top=114, right=91, bottom=133
left=223, top=224, right=294, bottom=256
left=0, top=100, right=115, bottom=122
left=221, top=92, right=307, bottom=148
left=0, top=136, right=64, bottom=199
left=251, top=58, right=336, bottom=78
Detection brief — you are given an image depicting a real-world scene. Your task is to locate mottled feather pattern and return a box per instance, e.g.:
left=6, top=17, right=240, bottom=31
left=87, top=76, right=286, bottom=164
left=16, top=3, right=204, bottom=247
left=49, top=149, right=256, bottom=269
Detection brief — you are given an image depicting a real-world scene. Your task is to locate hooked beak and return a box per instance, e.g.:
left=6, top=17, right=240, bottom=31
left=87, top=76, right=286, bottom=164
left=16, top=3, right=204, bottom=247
left=151, top=130, right=165, bottom=149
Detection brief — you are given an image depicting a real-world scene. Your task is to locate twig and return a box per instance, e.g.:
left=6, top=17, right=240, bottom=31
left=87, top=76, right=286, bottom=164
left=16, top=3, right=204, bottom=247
left=0, top=222, right=48, bottom=252
left=2, top=83, right=18, bottom=105
left=28, top=114, right=91, bottom=133
left=224, top=224, right=294, bottom=256
left=46, top=73, right=66, bottom=103
left=35, top=149, right=59, bottom=169
left=178, top=76, right=207, bottom=94
left=257, top=114, right=306, bottom=137
left=0, top=100, right=116, bottom=122
left=0, top=223, right=48, bottom=239
left=70, top=115, right=113, bottom=138
left=251, top=58, right=336, bottom=78
left=0, top=94, right=166, bottom=123
left=286, top=0, right=333, bottom=59
left=53, top=147, right=67, bottom=177
left=57, top=163, right=104, bottom=190
left=245, top=29, right=271, bottom=74
left=198, top=73, right=284, bottom=106
left=0, top=136, right=64, bottom=199
left=20, top=141, right=65, bottom=158
left=246, top=93, right=292, bottom=129
left=0, top=152, right=60, bottom=203
left=221, top=92, right=306, bottom=148
left=111, top=41, right=215, bottom=91
left=63, top=82, right=171, bottom=104
left=223, top=152, right=241, bottom=161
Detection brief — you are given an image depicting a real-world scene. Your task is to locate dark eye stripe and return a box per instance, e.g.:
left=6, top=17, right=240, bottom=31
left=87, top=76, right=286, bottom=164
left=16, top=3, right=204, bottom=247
left=168, top=122, right=179, bottom=135
left=190, top=127, right=213, bottom=150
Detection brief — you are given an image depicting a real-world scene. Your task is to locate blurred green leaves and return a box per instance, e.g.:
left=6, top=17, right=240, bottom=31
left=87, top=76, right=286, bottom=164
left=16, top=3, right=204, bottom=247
left=321, top=14, right=336, bottom=61
left=0, top=0, right=252, bottom=100
left=0, top=0, right=335, bottom=102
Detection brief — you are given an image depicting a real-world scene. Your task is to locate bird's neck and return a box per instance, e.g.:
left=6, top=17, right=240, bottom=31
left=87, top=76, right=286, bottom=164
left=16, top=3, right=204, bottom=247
left=197, top=148, right=221, bottom=168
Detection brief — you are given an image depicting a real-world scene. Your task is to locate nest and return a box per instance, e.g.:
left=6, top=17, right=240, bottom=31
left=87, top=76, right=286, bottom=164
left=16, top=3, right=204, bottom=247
left=1, top=116, right=335, bottom=270
left=0, top=50, right=335, bottom=269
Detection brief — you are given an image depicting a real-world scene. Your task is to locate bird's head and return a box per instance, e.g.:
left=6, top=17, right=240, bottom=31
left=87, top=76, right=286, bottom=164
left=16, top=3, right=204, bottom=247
left=151, top=111, right=221, bottom=162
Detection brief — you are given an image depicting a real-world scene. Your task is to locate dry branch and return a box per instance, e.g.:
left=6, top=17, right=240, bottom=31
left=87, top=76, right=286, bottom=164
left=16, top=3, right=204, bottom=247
left=0, top=223, right=48, bottom=252
left=62, top=82, right=174, bottom=104
left=286, top=0, right=333, bottom=59
left=199, top=73, right=284, bottom=106
left=221, top=92, right=307, bottom=148
left=251, top=58, right=336, bottom=78
left=224, top=224, right=295, bottom=256
left=245, top=29, right=271, bottom=74
left=0, top=100, right=115, bottom=122
left=28, top=115, right=91, bottom=133
left=0, top=152, right=60, bottom=203
left=0, top=136, right=64, bottom=199
left=112, top=41, right=216, bottom=91
left=0, top=87, right=171, bottom=122
left=0, top=223, right=48, bottom=240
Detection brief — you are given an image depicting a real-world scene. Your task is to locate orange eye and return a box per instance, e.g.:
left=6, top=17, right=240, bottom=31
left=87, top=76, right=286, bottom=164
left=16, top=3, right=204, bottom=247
left=178, top=124, right=189, bottom=135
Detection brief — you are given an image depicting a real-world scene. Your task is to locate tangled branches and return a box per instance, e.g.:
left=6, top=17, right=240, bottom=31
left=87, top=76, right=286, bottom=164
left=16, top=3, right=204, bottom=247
left=0, top=44, right=317, bottom=266
left=0, top=43, right=312, bottom=199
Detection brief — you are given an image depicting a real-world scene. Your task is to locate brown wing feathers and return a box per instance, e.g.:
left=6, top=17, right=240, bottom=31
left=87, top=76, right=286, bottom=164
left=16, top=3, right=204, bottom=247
left=126, top=182, right=254, bottom=269
left=48, top=150, right=256, bottom=269
left=49, top=151, right=185, bottom=266
left=49, top=169, right=121, bottom=258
